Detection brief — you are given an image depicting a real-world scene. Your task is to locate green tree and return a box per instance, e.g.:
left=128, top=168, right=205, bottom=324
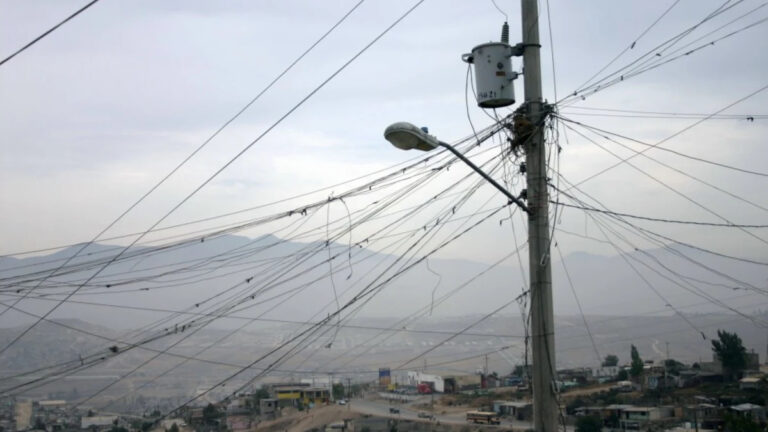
left=202, top=403, right=221, bottom=425
left=251, top=386, right=271, bottom=413
left=33, top=417, right=46, bottom=430
left=616, top=369, right=629, bottom=381
left=575, top=415, right=602, bottom=432
left=602, top=354, right=619, bottom=367
left=168, top=423, right=179, bottom=432
left=723, top=412, right=761, bottom=432
left=333, top=383, right=346, bottom=400
left=664, top=359, right=684, bottom=376
left=630, top=345, right=643, bottom=379
left=712, top=329, right=747, bottom=381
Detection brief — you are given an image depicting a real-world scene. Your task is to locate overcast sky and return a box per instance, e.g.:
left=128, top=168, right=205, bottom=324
left=2, top=0, right=767, bottom=265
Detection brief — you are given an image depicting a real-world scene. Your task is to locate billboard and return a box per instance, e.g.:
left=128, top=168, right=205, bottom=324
left=379, top=368, right=391, bottom=387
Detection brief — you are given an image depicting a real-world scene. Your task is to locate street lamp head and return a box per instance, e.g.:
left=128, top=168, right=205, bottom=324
left=383, top=122, right=440, bottom=152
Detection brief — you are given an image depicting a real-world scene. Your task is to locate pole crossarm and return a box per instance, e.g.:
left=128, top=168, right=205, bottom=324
left=436, top=142, right=531, bottom=214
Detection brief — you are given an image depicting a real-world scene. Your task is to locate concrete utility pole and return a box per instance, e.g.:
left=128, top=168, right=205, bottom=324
left=520, top=0, right=557, bottom=430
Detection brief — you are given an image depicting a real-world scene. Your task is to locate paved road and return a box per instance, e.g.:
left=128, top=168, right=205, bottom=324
left=348, top=396, right=542, bottom=429
left=349, top=396, right=465, bottom=425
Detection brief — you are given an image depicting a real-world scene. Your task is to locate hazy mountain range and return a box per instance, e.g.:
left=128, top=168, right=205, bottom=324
left=1, top=234, right=767, bottom=409
left=1, top=233, right=765, bottom=326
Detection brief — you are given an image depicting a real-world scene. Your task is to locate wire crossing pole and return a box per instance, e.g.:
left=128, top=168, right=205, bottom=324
left=520, top=0, right=557, bottom=430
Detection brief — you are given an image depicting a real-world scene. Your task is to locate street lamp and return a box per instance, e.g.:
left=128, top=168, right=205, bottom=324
left=383, top=121, right=530, bottom=214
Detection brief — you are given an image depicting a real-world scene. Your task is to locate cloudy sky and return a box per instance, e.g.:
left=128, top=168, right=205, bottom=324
left=2, top=0, right=767, bottom=265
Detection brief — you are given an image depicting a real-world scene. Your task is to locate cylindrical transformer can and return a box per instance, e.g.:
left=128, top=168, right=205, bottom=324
left=462, top=42, right=516, bottom=108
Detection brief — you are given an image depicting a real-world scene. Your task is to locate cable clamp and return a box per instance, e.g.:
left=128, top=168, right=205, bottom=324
left=511, top=42, right=541, bottom=57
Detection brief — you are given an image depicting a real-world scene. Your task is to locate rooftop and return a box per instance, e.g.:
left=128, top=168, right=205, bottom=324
left=731, top=403, right=763, bottom=411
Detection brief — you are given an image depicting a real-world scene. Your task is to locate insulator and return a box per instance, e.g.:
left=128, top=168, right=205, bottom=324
left=501, top=21, right=509, bottom=44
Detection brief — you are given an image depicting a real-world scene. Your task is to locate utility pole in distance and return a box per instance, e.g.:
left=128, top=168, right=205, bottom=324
left=520, top=0, right=557, bottom=430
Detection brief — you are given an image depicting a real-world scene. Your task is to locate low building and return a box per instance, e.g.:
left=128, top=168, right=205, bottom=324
left=300, top=377, right=338, bottom=400
left=259, top=398, right=278, bottom=420
left=611, top=380, right=635, bottom=392
left=682, top=404, right=722, bottom=430
left=573, top=406, right=604, bottom=418
left=185, top=407, right=204, bottom=424
left=619, top=407, right=662, bottom=430
left=225, top=415, right=251, bottom=432
left=273, top=386, right=329, bottom=407
left=80, top=416, right=118, bottom=431
left=36, top=400, right=67, bottom=409
left=745, top=351, right=760, bottom=372
left=644, top=373, right=677, bottom=390
left=730, top=403, right=766, bottom=423
left=502, top=375, right=524, bottom=386
left=14, top=401, right=32, bottom=431
left=159, top=419, right=186, bottom=430
left=443, top=375, right=482, bottom=393
left=739, top=376, right=762, bottom=390
left=406, top=372, right=444, bottom=393
left=701, top=352, right=760, bottom=377
left=493, top=401, right=532, bottom=421
left=226, top=395, right=252, bottom=416
left=557, top=367, right=593, bottom=385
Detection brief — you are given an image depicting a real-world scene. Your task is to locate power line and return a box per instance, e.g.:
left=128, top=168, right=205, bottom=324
left=157, top=203, right=509, bottom=421
left=554, top=201, right=768, bottom=228
left=558, top=116, right=768, bottom=178
left=394, top=299, right=516, bottom=369
left=553, top=178, right=768, bottom=275
left=0, top=0, right=372, bottom=341
left=554, top=176, right=768, bottom=301
left=0, top=0, right=101, bottom=67
left=554, top=243, right=601, bottom=367
left=564, top=82, right=768, bottom=189
left=560, top=111, right=767, bottom=121
left=562, top=105, right=766, bottom=118
left=544, top=0, right=559, bottom=102
left=561, top=120, right=768, bottom=235
left=567, top=0, right=682, bottom=98
left=561, top=0, right=745, bottom=104
left=0, top=0, right=427, bottom=355
left=299, top=157, right=523, bottom=372
left=4, top=124, right=512, bottom=401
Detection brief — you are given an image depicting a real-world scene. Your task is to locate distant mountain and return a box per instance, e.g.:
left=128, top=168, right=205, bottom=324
left=2, top=233, right=766, bottom=329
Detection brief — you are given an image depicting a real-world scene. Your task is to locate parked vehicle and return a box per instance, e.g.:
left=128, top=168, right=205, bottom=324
left=389, top=407, right=400, bottom=414
left=417, top=412, right=434, bottom=419
left=417, top=383, right=433, bottom=394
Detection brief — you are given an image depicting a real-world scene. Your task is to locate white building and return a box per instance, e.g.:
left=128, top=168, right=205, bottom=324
left=81, top=416, right=118, bottom=430
left=406, top=371, right=444, bottom=392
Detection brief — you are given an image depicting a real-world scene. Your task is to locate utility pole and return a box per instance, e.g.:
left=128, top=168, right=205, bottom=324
left=665, top=342, right=670, bottom=389
left=520, top=0, right=557, bottom=430
left=346, top=377, right=351, bottom=410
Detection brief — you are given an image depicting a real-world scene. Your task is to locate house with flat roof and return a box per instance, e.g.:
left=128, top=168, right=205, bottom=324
left=273, top=386, right=329, bottom=407
left=739, top=376, right=762, bottom=390
left=493, top=400, right=532, bottom=420
left=730, top=403, right=766, bottom=423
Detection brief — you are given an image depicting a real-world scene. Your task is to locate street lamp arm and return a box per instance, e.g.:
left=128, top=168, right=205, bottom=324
left=436, top=141, right=530, bottom=214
